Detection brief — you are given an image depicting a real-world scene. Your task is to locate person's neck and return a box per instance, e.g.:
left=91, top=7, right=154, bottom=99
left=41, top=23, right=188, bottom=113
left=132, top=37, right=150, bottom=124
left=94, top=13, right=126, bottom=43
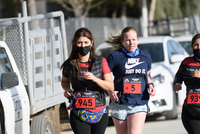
left=78, top=52, right=90, bottom=62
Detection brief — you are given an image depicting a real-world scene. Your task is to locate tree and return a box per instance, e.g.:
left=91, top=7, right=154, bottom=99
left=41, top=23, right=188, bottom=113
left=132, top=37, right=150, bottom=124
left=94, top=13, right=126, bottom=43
left=180, top=0, right=200, bottom=16
left=154, top=0, right=182, bottom=19
left=105, top=0, right=134, bottom=18
left=28, top=0, right=37, bottom=16
left=49, top=0, right=106, bottom=18
left=148, top=0, right=157, bottom=21
left=48, top=0, right=138, bottom=19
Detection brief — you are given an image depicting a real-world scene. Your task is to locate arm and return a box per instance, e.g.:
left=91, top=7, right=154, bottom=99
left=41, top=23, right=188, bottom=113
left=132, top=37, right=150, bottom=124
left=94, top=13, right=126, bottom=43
left=147, top=70, right=156, bottom=96
left=173, top=69, right=183, bottom=91
left=85, top=57, right=114, bottom=92
left=84, top=72, right=114, bottom=92
left=61, top=75, right=72, bottom=98
left=85, top=72, right=118, bottom=101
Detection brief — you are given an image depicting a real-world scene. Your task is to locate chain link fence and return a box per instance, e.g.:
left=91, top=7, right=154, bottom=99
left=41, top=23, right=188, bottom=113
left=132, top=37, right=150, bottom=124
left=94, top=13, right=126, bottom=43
left=65, top=17, right=142, bottom=54
left=148, top=13, right=200, bottom=36
left=1, top=13, right=200, bottom=84
left=0, top=23, right=27, bottom=84
left=0, top=18, right=61, bottom=85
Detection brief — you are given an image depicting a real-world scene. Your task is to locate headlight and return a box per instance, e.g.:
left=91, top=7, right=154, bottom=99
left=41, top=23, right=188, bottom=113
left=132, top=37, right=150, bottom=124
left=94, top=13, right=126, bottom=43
left=152, top=74, right=165, bottom=86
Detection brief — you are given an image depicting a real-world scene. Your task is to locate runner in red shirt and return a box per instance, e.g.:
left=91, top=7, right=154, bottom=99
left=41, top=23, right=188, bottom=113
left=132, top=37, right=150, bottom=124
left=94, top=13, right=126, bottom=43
left=174, top=34, right=200, bottom=134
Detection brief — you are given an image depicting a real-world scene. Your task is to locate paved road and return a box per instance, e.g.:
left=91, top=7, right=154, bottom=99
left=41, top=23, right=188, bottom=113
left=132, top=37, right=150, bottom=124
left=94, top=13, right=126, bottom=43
left=61, top=106, right=187, bottom=134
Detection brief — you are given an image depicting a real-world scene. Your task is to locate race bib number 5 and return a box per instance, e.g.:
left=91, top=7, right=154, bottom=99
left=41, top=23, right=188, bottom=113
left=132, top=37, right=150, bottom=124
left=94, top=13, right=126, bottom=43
left=76, top=92, right=96, bottom=109
left=123, top=77, right=141, bottom=94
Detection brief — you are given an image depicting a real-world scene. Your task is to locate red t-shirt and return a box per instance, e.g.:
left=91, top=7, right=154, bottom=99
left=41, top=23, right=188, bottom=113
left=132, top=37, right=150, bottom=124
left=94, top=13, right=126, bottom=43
left=78, top=57, right=111, bottom=74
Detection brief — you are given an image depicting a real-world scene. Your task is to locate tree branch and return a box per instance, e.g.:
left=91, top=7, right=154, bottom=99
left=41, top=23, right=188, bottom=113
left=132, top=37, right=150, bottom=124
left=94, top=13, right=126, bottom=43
left=90, top=0, right=107, bottom=9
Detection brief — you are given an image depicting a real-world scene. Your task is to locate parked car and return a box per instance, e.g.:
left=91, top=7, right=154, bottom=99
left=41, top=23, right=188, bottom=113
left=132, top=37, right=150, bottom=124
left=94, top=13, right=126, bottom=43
left=174, top=35, right=193, bottom=55
left=96, top=36, right=189, bottom=119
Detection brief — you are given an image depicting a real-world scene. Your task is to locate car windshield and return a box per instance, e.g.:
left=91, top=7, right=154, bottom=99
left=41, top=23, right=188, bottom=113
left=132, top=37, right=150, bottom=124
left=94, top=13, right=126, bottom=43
left=0, top=48, right=13, bottom=81
left=97, top=43, right=164, bottom=63
left=138, top=43, right=164, bottom=63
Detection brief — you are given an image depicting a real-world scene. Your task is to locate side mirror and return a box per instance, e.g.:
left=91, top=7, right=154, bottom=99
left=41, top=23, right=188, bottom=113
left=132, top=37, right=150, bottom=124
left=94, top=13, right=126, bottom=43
left=170, top=54, right=185, bottom=63
left=1, top=72, right=19, bottom=89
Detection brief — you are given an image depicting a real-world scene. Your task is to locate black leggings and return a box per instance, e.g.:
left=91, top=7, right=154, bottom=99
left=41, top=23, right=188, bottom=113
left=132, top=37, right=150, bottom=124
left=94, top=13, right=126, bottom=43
left=182, top=105, right=200, bottom=134
left=70, top=110, right=108, bottom=134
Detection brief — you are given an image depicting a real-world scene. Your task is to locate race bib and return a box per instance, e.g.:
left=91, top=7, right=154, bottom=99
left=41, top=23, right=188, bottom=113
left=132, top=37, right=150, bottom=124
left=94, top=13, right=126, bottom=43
left=187, top=88, right=200, bottom=104
left=123, top=77, right=141, bottom=94
left=75, top=91, right=96, bottom=109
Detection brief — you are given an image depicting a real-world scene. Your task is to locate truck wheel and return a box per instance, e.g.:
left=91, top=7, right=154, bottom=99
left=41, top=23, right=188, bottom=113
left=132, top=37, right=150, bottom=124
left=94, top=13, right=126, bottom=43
left=165, top=91, right=178, bottom=120
left=30, top=115, right=54, bottom=134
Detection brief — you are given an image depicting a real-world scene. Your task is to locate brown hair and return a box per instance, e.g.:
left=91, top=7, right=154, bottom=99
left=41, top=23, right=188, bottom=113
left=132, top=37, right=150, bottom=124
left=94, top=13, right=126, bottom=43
left=191, top=34, right=200, bottom=47
left=61, top=27, right=97, bottom=69
left=105, top=26, right=138, bottom=51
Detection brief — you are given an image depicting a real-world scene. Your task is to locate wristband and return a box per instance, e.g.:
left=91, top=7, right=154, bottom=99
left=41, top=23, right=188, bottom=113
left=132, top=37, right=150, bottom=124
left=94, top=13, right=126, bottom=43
left=148, top=83, right=154, bottom=88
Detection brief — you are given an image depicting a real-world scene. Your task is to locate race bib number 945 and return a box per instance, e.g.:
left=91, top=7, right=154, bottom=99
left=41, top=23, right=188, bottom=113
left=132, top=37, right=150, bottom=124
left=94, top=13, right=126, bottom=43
left=76, top=91, right=96, bottom=109
left=123, top=77, right=141, bottom=94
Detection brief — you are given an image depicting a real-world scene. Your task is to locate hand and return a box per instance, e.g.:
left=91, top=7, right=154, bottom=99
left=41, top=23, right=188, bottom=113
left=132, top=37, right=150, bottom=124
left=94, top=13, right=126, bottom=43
left=64, top=90, right=72, bottom=98
left=148, top=85, right=156, bottom=96
left=173, top=83, right=182, bottom=91
left=108, top=91, right=119, bottom=101
left=192, top=70, right=200, bottom=78
left=84, top=72, right=97, bottom=82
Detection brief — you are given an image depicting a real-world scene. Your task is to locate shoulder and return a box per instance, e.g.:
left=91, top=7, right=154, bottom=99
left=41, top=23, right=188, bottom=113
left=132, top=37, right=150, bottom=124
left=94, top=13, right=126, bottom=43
left=108, top=49, right=123, bottom=57
left=139, top=50, right=150, bottom=56
left=62, top=59, right=74, bottom=72
left=92, top=54, right=102, bottom=59
left=182, top=56, right=197, bottom=66
left=102, top=57, right=107, bottom=62
left=139, top=50, right=151, bottom=60
left=91, top=54, right=102, bottom=62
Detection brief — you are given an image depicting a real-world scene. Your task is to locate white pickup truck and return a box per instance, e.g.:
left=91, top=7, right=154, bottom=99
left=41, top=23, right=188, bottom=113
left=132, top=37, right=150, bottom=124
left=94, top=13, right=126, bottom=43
left=0, top=4, right=71, bottom=133
left=0, top=31, right=69, bottom=134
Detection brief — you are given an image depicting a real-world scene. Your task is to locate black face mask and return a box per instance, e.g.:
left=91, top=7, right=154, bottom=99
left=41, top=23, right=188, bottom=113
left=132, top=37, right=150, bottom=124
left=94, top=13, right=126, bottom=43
left=193, top=49, right=200, bottom=59
left=76, top=45, right=91, bottom=56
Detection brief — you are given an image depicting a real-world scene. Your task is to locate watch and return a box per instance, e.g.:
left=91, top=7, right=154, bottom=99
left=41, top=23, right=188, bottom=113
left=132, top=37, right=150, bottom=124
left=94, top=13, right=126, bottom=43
left=148, top=83, right=154, bottom=88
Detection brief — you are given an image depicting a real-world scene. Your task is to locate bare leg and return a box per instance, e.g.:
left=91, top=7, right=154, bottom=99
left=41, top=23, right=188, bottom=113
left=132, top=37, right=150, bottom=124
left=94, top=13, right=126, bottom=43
left=112, top=117, right=127, bottom=134
left=127, top=112, right=146, bottom=134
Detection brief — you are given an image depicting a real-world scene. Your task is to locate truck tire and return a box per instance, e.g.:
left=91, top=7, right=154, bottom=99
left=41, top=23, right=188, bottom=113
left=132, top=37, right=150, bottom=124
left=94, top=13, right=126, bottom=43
left=165, top=91, right=178, bottom=120
left=30, top=115, right=54, bottom=134
left=40, top=104, right=61, bottom=133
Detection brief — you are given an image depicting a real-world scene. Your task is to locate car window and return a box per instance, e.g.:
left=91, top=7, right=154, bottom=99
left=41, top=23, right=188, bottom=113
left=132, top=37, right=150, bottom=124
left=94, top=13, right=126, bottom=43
left=167, top=41, right=177, bottom=61
left=138, top=43, right=164, bottom=63
left=169, top=40, right=184, bottom=55
left=97, top=47, right=113, bottom=59
left=0, top=48, right=13, bottom=76
left=167, top=40, right=186, bottom=63
left=179, top=41, right=192, bottom=55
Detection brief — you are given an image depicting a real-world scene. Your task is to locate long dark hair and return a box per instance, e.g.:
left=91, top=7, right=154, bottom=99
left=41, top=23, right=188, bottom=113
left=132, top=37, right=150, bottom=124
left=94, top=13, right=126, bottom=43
left=191, top=34, right=200, bottom=47
left=61, top=27, right=97, bottom=69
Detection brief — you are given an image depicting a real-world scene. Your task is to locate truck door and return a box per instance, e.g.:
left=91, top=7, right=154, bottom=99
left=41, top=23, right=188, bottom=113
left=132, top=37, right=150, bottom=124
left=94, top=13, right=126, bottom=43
left=0, top=47, right=23, bottom=134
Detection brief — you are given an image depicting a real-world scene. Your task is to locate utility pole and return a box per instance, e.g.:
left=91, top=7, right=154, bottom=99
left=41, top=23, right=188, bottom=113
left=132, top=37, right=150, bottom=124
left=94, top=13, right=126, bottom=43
left=141, top=0, right=148, bottom=37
